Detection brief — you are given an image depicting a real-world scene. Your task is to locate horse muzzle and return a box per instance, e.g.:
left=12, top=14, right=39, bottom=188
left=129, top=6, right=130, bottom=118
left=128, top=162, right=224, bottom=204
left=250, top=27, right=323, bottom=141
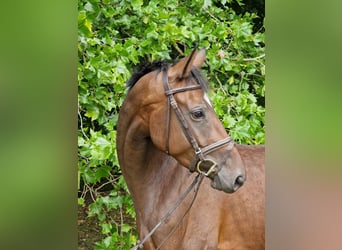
left=211, top=169, right=245, bottom=193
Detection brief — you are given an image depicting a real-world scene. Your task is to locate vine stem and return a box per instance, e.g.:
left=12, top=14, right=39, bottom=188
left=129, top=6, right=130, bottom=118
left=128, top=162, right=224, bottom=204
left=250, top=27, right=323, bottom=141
left=95, top=176, right=120, bottom=193
left=78, top=100, right=89, bottom=140
left=243, top=54, right=265, bottom=61
left=214, top=74, right=227, bottom=95
left=173, top=43, right=184, bottom=56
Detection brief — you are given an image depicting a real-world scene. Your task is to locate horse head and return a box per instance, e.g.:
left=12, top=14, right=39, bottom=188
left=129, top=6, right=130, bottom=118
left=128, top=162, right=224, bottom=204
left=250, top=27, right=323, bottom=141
left=147, top=48, right=246, bottom=193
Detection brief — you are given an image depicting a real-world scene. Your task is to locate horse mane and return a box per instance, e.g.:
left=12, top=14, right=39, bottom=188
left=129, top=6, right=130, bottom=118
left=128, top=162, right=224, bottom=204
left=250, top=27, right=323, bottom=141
left=126, top=59, right=209, bottom=92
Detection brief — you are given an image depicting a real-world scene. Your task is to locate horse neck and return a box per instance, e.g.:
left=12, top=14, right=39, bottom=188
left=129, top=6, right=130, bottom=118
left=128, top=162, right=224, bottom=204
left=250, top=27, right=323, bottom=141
left=116, top=85, right=189, bottom=212
left=117, top=118, right=190, bottom=218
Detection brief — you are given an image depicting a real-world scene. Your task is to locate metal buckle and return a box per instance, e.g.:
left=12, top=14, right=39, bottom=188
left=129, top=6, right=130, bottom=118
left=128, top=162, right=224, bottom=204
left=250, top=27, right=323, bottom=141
left=195, top=148, right=202, bottom=156
left=196, top=159, right=218, bottom=177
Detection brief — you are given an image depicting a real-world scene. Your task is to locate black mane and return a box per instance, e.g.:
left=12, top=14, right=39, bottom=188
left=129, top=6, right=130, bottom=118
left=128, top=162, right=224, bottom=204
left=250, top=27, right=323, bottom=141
left=126, top=59, right=209, bottom=92
left=126, top=60, right=170, bottom=89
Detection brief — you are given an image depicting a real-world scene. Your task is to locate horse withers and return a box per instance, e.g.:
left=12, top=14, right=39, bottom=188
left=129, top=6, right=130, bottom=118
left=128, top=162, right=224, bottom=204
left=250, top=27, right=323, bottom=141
left=116, top=48, right=265, bottom=250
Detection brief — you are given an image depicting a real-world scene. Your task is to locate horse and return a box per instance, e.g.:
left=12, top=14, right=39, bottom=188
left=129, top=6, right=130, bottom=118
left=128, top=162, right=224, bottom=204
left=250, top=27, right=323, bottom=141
left=116, top=48, right=265, bottom=250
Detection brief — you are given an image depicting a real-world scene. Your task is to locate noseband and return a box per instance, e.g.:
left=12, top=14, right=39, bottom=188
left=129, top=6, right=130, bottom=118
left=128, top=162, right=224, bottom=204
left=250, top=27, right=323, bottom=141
left=162, top=67, right=234, bottom=177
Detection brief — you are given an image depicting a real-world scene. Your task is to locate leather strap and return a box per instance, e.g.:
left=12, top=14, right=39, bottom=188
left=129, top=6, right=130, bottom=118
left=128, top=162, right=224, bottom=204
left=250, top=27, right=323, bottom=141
left=189, top=137, right=234, bottom=172
left=131, top=173, right=204, bottom=250
left=162, top=67, right=234, bottom=173
left=165, top=85, right=201, bottom=96
left=162, top=68, right=205, bottom=161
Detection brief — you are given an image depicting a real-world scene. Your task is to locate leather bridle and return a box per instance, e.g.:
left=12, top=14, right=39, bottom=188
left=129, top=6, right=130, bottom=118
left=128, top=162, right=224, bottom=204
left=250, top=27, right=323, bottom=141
left=130, top=66, right=236, bottom=250
left=162, top=66, right=235, bottom=177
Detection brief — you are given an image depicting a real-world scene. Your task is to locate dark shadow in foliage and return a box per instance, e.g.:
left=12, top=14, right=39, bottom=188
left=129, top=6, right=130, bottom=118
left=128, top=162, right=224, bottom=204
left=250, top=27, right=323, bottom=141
left=221, top=0, right=265, bottom=32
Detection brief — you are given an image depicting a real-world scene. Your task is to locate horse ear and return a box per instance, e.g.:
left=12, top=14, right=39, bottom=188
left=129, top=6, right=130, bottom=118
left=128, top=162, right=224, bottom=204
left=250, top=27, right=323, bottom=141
left=192, top=48, right=206, bottom=68
left=169, top=47, right=206, bottom=80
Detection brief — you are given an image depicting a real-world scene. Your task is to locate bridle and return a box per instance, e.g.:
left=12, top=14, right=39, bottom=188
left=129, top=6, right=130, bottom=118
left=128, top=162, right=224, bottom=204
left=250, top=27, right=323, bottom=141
left=162, top=66, right=235, bottom=177
left=130, top=66, right=235, bottom=250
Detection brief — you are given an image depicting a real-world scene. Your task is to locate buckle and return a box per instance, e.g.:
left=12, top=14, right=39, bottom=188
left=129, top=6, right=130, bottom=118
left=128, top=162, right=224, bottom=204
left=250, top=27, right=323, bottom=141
left=196, top=159, right=218, bottom=177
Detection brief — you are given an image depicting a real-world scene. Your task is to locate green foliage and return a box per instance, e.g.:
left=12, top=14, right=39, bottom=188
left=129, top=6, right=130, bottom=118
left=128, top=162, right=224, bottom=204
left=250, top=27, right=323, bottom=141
left=89, top=187, right=137, bottom=250
left=78, top=0, right=264, bottom=248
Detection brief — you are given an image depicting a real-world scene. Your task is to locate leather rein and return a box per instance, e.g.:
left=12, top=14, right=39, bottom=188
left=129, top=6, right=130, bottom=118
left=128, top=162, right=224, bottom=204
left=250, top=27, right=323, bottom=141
left=130, top=66, right=235, bottom=250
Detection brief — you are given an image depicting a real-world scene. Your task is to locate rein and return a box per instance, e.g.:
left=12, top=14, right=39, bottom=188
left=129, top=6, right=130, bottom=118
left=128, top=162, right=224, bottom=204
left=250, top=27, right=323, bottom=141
left=131, top=173, right=204, bottom=250
left=131, top=66, right=235, bottom=249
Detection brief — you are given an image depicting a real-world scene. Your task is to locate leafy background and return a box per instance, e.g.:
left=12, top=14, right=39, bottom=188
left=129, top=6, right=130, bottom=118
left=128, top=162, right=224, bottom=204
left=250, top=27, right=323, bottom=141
left=78, top=0, right=264, bottom=249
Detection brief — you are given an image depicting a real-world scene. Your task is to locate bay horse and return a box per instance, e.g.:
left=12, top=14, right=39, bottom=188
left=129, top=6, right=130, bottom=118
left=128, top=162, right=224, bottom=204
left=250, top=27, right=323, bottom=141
left=116, top=48, right=264, bottom=250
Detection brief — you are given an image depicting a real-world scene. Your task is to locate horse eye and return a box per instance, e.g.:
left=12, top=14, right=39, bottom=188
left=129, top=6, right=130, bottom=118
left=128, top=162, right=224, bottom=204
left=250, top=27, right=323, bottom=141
left=191, top=109, right=205, bottom=120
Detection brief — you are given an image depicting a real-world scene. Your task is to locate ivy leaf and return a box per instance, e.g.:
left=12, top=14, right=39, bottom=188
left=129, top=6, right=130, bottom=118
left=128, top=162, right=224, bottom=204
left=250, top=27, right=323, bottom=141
left=202, top=0, right=212, bottom=9
left=101, top=223, right=113, bottom=234
left=121, top=224, right=132, bottom=233
left=131, top=0, right=143, bottom=10
left=85, top=106, right=99, bottom=121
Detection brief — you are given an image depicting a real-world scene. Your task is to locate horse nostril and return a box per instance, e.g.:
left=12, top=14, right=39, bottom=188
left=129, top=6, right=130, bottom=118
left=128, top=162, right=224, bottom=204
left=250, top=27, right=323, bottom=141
left=234, top=175, right=245, bottom=190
